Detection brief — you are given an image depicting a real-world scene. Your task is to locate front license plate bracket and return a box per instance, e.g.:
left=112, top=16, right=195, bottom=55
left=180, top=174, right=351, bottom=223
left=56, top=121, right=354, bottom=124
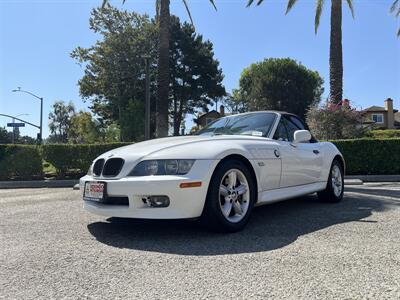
left=84, top=181, right=107, bottom=202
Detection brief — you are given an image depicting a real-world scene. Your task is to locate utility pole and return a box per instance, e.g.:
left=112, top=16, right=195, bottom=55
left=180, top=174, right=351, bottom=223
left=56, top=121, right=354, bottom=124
left=144, top=56, right=151, bottom=140
left=12, top=88, right=43, bottom=144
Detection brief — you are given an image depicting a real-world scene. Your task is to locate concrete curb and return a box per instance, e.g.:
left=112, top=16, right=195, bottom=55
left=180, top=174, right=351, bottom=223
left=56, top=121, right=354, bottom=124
left=344, top=179, right=363, bottom=186
left=0, top=180, right=78, bottom=189
left=345, top=175, right=400, bottom=182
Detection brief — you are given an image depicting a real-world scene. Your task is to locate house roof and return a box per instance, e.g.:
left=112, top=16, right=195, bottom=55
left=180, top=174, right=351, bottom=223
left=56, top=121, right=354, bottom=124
left=364, top=105, right=399, bottom=113
left=364, top=105, right=386, bottom=112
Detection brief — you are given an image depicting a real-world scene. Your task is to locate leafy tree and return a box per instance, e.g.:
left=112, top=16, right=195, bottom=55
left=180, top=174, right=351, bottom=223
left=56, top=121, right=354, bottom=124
left=68, top=111, right=100, bottom=144
left=391, top=0, right=400, bottom=36
left=169, top=16, right=225, bottom=135
left=101, top=123, right=121, bottom=142
left=18, top=135, right=37, bottom=145
left=48, top=101, right=76, bottom=143
left=102, top=0, right=217, bottom=137
left=71, top=6, right=158, bottom=141
left=248, top=0, right=354, bottom=105
left=222, top=89, right=249, bottom=114
left=0, top=127, right=12, bottom=144
left=73, top=7, right=224, bottom=138
left=238, top=58, right=323, bottom=118
left=306, top=101, right=365, bottom=140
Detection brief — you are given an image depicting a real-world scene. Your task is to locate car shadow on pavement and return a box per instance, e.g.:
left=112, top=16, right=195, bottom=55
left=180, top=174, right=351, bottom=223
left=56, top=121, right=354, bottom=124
left=87, top=192, right=398, bottom=256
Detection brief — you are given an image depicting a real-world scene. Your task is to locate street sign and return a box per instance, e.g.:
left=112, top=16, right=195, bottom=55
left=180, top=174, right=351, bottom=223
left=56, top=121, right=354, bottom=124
left=7, top=123, right=25, bottom=128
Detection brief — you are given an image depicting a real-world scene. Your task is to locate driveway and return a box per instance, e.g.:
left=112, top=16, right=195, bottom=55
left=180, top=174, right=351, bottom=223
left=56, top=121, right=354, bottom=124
left=1, top=183, right=400, bottom=299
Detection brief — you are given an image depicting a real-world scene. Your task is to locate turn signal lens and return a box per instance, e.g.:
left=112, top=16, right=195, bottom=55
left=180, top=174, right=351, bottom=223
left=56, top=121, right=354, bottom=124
left=180, top=182, right=202, bottom=188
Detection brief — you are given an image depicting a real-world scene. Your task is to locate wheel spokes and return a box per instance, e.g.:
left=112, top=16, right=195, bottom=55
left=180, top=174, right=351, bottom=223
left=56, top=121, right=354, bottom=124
left=232, top=200, right=243, bottom=215
left=236, top=184, right=247, bottom=196
left=222, top=201, right=233, bottom=217
left=219, top=185, right=229, bottom=197
left=218, top=168, right=250, bottom=223
left=228, top=171, right=237, bottom=189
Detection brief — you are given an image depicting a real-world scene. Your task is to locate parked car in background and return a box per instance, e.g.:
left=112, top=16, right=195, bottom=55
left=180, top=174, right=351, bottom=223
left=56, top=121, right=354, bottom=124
left=80, top=111, right=345, bottom=232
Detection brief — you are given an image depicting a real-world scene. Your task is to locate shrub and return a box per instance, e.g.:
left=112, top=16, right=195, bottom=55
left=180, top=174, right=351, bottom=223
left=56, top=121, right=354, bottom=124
left=0, top=145, right=43, bottom=180
left=41, top=142, right=131, bottom=177
left=332, top=138, right=400, bottom=175
left=306, top=102, right=366, bottom=140
left=365, top=130, right=400, bottom=139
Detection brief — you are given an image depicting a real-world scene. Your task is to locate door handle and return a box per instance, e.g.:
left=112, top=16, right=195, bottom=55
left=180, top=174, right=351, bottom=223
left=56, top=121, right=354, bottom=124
left=274, top=149, right=280, bottom=158
left=313, top=150, right=320, bottom=155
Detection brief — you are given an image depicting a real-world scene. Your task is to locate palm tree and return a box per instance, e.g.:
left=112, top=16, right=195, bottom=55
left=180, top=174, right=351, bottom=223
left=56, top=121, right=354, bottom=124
left=391, top=0, right=400, bottom=36
left=248, top=0, right=354, bottom=105
left=103, top=0, right=217, bottom=137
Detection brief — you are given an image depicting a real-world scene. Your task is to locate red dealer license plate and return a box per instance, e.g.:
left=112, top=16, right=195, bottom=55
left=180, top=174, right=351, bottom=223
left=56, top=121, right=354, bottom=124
left=84, top=182, right=106, bottom=202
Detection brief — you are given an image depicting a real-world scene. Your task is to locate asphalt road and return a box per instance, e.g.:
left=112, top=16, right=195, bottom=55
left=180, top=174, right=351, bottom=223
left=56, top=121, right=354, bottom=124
left=1, top=183, right=400, bottom=299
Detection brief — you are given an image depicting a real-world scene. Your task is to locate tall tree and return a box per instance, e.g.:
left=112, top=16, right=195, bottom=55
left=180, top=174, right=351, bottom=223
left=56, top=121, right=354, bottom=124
left=48, top=101, right=76, bottom=143
left=71, top=6, right=158, bottom=142
left=102, top=0, right=217, bottom=137
left=391, top=0, right=400, bottom=36
left=169, top=16, right=225, bottom=135
left=238, top=58, right=324, bottom=118
left=73, top=7, right=224, bottom=139
left=248, top=0, right=354, bottom=104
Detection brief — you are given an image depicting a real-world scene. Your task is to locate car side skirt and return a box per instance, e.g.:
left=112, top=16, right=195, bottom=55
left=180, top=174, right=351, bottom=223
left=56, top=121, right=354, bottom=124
left=255, top=181, right=327, bottom=206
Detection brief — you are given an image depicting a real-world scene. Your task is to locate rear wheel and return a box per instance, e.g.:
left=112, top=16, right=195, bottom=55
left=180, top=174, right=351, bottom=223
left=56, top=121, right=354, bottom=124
left=201, top=159, right=256, bottom=232
left=317, top=160, right=344, bottom=203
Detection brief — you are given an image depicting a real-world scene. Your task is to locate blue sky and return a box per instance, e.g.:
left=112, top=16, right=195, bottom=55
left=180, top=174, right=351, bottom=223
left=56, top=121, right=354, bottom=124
left=1, top=0, right=399, bottom=138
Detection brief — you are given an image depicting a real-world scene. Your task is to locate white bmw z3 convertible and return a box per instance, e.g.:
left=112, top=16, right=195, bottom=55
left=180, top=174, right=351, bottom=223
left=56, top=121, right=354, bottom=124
left=81, top=111, right=345, bottom=232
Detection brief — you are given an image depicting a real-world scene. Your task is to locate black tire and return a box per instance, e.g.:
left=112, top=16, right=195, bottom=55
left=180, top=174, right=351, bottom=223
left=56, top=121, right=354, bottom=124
left=201, top=159, right=257, bottom=233
left=317, top=159, right=344, bottom=203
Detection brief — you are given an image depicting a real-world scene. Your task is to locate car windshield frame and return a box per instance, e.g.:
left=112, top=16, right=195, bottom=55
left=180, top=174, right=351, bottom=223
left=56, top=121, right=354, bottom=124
left=195, top=112, right=278, bottom=137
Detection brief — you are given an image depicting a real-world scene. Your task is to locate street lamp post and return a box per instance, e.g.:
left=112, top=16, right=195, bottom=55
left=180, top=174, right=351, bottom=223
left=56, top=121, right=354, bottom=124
left=12, top=87, right=43, bottom=144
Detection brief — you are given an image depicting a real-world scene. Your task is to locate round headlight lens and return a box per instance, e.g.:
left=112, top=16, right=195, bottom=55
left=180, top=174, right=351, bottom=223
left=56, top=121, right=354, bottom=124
left=129, top=159, right=195, bottom=176
left=165, top=160, right=178, bottom=175
left=178, top=160, right=195, bottom=174
left=145, top=160, right=159, bottom=175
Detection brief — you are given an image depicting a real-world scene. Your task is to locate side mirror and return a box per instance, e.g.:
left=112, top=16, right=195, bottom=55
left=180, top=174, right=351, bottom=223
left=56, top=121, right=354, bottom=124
left=293, top=130, right=311, bottom=144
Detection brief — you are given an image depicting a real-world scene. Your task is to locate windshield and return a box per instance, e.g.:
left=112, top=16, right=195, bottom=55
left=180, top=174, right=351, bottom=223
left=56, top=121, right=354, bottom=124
left=196, top=112, right=277, bottom=137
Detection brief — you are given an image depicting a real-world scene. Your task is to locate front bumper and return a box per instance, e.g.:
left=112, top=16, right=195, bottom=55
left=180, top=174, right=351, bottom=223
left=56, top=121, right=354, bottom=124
left=80, top=159, right=218, bottom=219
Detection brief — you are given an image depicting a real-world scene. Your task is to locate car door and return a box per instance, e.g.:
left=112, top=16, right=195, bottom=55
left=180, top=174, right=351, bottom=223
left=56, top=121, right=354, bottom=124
left=273, top=115, right=323, bottom=188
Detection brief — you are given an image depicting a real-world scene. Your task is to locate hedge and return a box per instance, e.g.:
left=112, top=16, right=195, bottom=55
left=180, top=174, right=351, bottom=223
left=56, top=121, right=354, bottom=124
left=0, top=145, right=43, bottom=180
left=332, top=138, right=400, bottom=175
left=0, top=139, right=399, bottom=180
left=366, top=130, right=400, bottom=139
left=41, top=142, right=132, bottom=177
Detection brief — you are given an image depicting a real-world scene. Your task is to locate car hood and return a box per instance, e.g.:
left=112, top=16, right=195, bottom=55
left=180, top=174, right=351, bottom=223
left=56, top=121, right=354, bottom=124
left=97, top=135, right=276, bottom=162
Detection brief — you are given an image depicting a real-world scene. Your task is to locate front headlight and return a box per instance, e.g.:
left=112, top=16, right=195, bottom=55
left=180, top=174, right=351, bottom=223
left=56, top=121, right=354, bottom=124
left=129, top=159, right=195, bottom=176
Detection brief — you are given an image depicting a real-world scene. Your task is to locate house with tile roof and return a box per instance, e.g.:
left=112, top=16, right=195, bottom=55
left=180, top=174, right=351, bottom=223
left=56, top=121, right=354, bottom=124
left=363, top=98, right=399, bottom=129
